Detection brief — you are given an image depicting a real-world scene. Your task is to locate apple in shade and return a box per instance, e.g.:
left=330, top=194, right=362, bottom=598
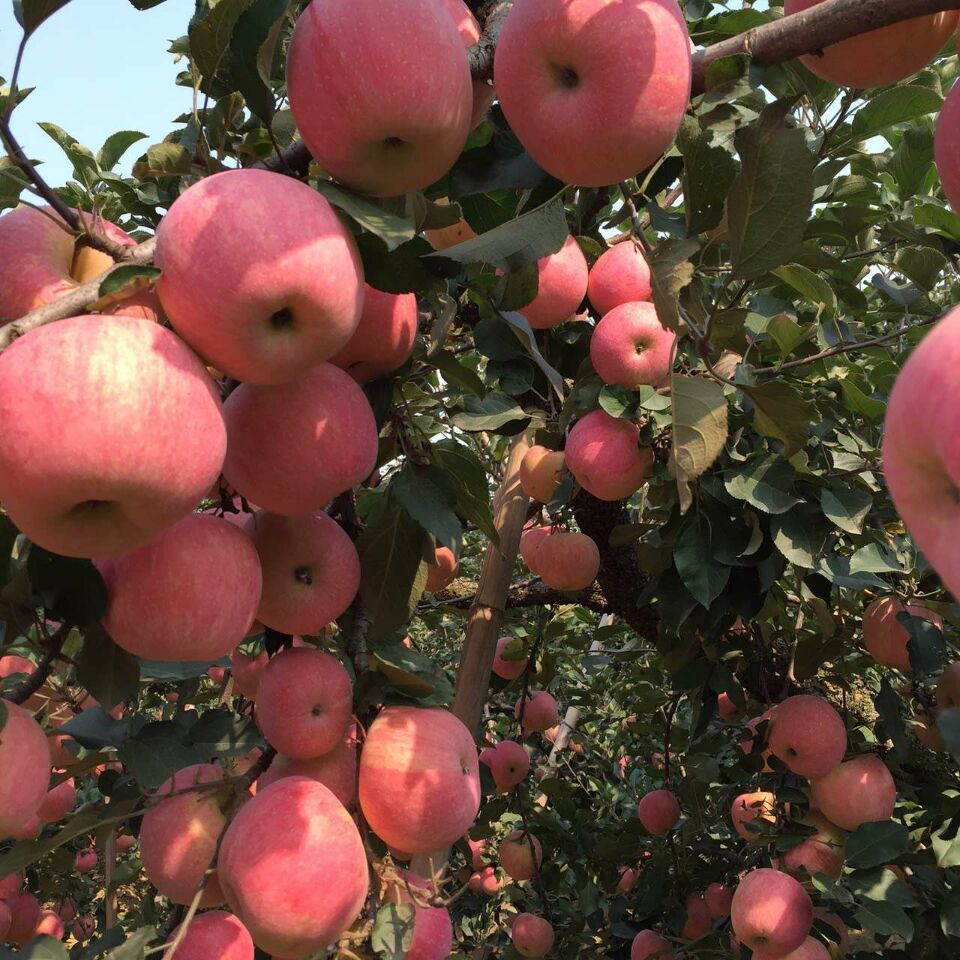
left=329, top=285, right=417, bottom=383
left=532, top=530, right=601, bottom=591
left=385, top=870, right=453, bottom=960
left=440, top=0, right=497, bottom=127
left=784, top=0, right=957, bottom=88
left=937, top=662, right=960, bottom=709
left=6, top=893, right=40, bottom=947
left=495, top=0, right=691, bottom=187
left=519, top=525, right=551, bottom=576
left=95, top=514, right=261, bottom=662
left=681, top=894, right=712, bottom=939
left=480, top=740, right=530, bottom=792
left=0, top=702, right=51, bottom=838
left=936, top=80, right=960, bottom=212
left=359, top=706, right=480, bottom=854
left=809, top=755, right=897, bottom=831
left=139, top=764, right=228, bottom=907
left=705, top=883, right=733, bottom=918
left=35, top=908, right=65, bottom=940
left=254, top=648, right=353, bottom=760
left=782, top=812, right=846, bottom=880
left=155, top=169, right=364, bottom=384
left=616, top=866, right=640, bottom=894
left=862, top=596, right=941, bottom=671
left=516, top=235, right=589, bottom=330
left=244, top=510, right=360, bottom=635
left=218, top=777, right=367, bottom=957
left=259, top=736, right=358, bottom=809
left=74, top=848, right=97, bottom=874
left=287, top=0, right=471, bottom=197
left=224, top=361, right=378, bottom=516
left=465, top=836, right=489, bottom=870
left=731, top=868, right=813, bottom=957
left=499, top=830, right=542, bottom=882
left=630, top=929, right=673, bottom=960
left=425, top=545, right=458, bottom=592
left=115, top=834, right=137, bottom=853
left=520, top=445, right=565, bottom=504
left=754, top=936, right=830, bottom=960
left=512, top=913, right=555, bottom=958
left=0, top=900, right=9, bottom=941
left=590, top=301, right=676, bottom=389
left=637, top=789, right=680, bottom=835
left=883, top=307, right=960, bottom=600
left=731, top=791, right=777, bottom=841
left=492, top=636, right=528, bottom=680
left=231, top=648, right=268, bottom=699
left=166, top=911, right=254, bottom=960
left=71, top=916, right=95, bottom=941
left=0, top=314, right=226, bottom=558
left=767, top=695, right=847, bottom=778
left=565, top=410, right=654, bottom=501
left=587, top=242, right=653, bottom=316
left=0, top=873, right=22, bottom=899
left=515, top=690, right=559, bottom=733
left=468, top=866, right=502, bottom=895
left=717, top=690, right=744, bottom=722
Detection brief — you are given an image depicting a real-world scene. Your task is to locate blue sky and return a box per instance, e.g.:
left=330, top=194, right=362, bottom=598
left=0, top=0, right=194, bottom=185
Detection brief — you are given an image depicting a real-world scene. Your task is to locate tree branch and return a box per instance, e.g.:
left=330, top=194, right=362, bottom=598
left=5, top=623, right=70, bottom=706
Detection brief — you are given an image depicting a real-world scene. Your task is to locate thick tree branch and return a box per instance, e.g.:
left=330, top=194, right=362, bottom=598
left=5, top=623, right=70, bottom=706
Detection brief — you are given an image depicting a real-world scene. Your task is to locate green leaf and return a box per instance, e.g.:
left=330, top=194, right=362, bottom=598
left=59, top=706, right=130, bottom=750
left=649, top=238, right=700, bottom=333
left=727, top=101, right=814, bottom=280
left=431, top=351, right=484, bottom=397
left=500, top=311, right=565, bottom=401
left=222, top=0, right=287, bottom=124
left=846, top=821, right=910, bottom=869
left=102, top=926, right=157, bottom=959
left=772, top=264, right=837, bottom=318
left=189, top=0, right=252, bottom=80
left=76, top=627, right=140, bottom=712
left=451, top=392, right=530, bottom=432
left=391, top=463, right=463, bottom=553
left=771, top=503, right=831, bottom=569
left=677, top=116, right=738, bottom=235
left=669, top=375, right=728, bottom=513
left=432, top=440, right=497, bottom=543
left=941, top=889, right=960, bottom=939
left=37, top=122, right=100, bottom=188
left=371, top=642, right=454, bottom=705
left=740, top=381, right=818, bottom=457
left=724, top=455, right=802, bottom=514
left=13, top=0, right=72, bottom=35
left=820, top=487, right=872, bottom=535
left=0, top=936, right=68, bottom=959
left=903, top=614, right=946, bottom=675
left=315, top=181, right=416, bottom=251
left=849, top=542, right=902, bottom=575
left=854, top=897, right=914, bottom=942
left=97, top=264, right=162, bottom=299
left=937, top=708, right=960, bottom=757
left=370, top=902, right=415, bottom=959
left=188, top=709, right=261, bottom=756
left=119, top=721, right=209, bottom=789
left=27, top=546, right=107, bottom=625
left=139, top=658, right=229, bottom=681
left=674, top=515, right=731, bottom=608
left=838, top=379, right=885, bottom=421
left=851, top=85, right=942, bottom=139
left=933, top=817, right=960, bottom=867
left=96, top=131, right=147, bottom=172
left=138, top=142, right=191, bottom=178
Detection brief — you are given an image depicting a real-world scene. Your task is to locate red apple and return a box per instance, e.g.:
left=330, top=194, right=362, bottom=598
left=590, top=302, right=676, bottom=389
left=730, top=868, right=812, bottom=957
left=768, top=695, right=846, bottom=778
left=936, top=79, right=960, bottom=212
left=0, top=900, right=9, bottom=941
left=0, top=701, right=51, bottom=838
left=258, top=735, right=358, bottom=810
left=520, top=446, right=566, bottom=504
left=37, top=777, right=74, bottom=823
left=782, top=812, right=846, bottom=880
left=809, top=756, right=897, bottom=832
left=468, top=865, right=501, bottom=896
left=704, top=883, right=733, bottom=918
left=71, top=915, right=96, bottom=941
left=425, top=545, right=458, bottom=593
left=499, top=830, right=542, bottom=882
left=74, top=848, right=97, bottom=874
left=519, top=525, right=551, bottom=576
left=630, top=929, right=673, bottom=960
left=166, top=911, right=254, bottom=960
left=385, top=869, right=453, bottom=960
left=565, top=410, right=653, bottom=501
left=34, top=908, right=64, bottom=940
left=532, top=530, right=600, bottom=591
left=492, top=636, right=528, bottom=680
left=637, top=788, right=680, bottom=835
left=439, top=0, right=497, bottom=127
left=937, top=662, right=960, bottom=709
left=517, top=235, right=589, bottom=330
left=731, top=791, right=777, bottom=841
left=512, top=913, right=555, bottom=957
left=681, top=894, right=712, bottom=939
left=6, top=893, right=40, bottom=948
left=480, top=740, right=530, bottom=792
left=616, top=866, right=641, bottom=894
left=862, top=596, right=942, bottom=671
left=231, top=648, right=268, bottom=699
left=587, top=242, right=652, bottom=316
left=515, top=690, right=559, bottom=733
left=753, top=935, right=830, bottom=960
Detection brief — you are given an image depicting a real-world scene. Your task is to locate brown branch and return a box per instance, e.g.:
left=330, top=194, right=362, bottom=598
left=5, top=623, right=70, bottom=705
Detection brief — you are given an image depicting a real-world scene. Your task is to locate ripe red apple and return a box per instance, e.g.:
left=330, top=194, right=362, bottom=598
left=731, top=791, right=777, bottom=841
left=883, top=307, right=960, bottom=599
left=259, top=735, right=358, bottom=809
left=385, top=870, right=453, bottom=960
left=937, top=662, right=960, bottom=709
left=517, top=235, right=589, bottom=330
left=492, top=636, right=528, bottom=680
left=34, top=908, right=64, bottom=941
left=587, top=242, right=653, bottom=316
left=38, top=778, right=74, bottom=824
left=532, top=530, right=600, bottom=591
left=784, top=0, right=957, bottom=88
left=6, top=893, right=40, bottom=948
left=465, top=836, right=489, bottom=871
left=637, top=788, right=680, bottom=835
left=425, top=545, right=458, bottom=593
left=218, top=777, right=368, bottom=957
left=139, top=764, right=228, bottom=907
left=231, top=648, right=268, bottom=699
left=74, top=848, right=97, bottom=874
left=515, top=690, right=559, bottom=733
left=0, top=900, right=9, bottom=941
left=782, top=812, right=846, bottom=880
left=681, top=894, right=712, bottom=939
left=71, top=915, right=95, bottom=941
left=767, top=695, right=846, bottom=778
left=753, top=935, right=830, bottom=960
left=731, top=868, right=812, bottom=957
left=0, top=315, right=226, bottom=558
left=96, top=514, right=261, bottom=661
left=862, top=596, right=942, bottom=671
left=0, top=873, right=22, bottom=899
left=359, top=706, right=481, bottom=854
left=287, top=0, right=472, bottom=197
left=223, top=362, right=378, bottom=516
left=616, top=865, right=640, bottom=894
left=809, top=756, right=897, bottom=831
left=565, top=410, right=654, bottom=501
left=245, top=510, right=360, bottom=635
left=255, top=647, right=353, bottom=759
left=705, top=883, right=733, bottom=918
left=166, top=911, right=254, bottom=960
left=512, top=913, right=555, bottom=958
left=718, top=691, right=744, bottom=722
left=0, top=701, right=52, bottom=838
left=630, top=929, right=673, bottom=960
left=590, top=301, right=676, bottom=389
left=116, top=834, right=136, bottom=853
left=481, top=739, right=531, bottom=792
left=936, top=80, right=960, bottom=212
left=468, top=865, right=502, bottom=895
left=520, top=446, right=566, bottom=504
left=519, top=525, right=551, bottom=576
left=155, top=169, right=364, bottom=384
left=499, top=830, right=542, bottom=882
left=495, top=0, right=692, bottom=186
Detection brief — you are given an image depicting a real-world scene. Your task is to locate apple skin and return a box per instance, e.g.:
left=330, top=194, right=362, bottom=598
left=468, top=865, right=502, bottom=895
left=681, top=894, right=712, bottom=939
left=717, top=691, right=743, bottom=722
left=937, top=661, right=960, bottom=710
left=731, top=790, right=777, bottom=841
left=731, top=868, right=812, bottom=957
left=385, top=870, right=454, bottom=960
left=6, top=893, right=40, bottom=948
left=882, top=307, right=960, bottom=600
left=244, top=510, right=360, bottom=635
left=74, top=849, right=97, bottom=874
left=704, top=883, right=733, bottom=918
left=166, top=911, right=255, bottom=960
left=329, top=285, right=417, bottom=383
left=425, top=545, right=458, bottom=593
left=155, top=168, right=364, bottom=385
left=223, top=362, right=378, bottom=516
left=218, top=777, right=368, bottom=957
left=565, top=410, right=654, bottom=501
left=587, top=242, right=652, bottom=316
left=480, top=739, right=530, bottom=792
left=590, top=302, right=676, bottom=389
left=512, top=913, right=555, bottom=958
left=740, top=707, right=777, bottom=772
left=753, top=935, right=830, bottom=960
left=520, top=446, right=565, bottom=504
left=637, top=788, right=680, bottom=835
left=255, top=648, right=353, bottom=760
left=936, top=80, right=960, bottom=212
left=784, top=0, right=958, bottom=88
left=0, top=900, right=9, bottom=941
left=518, top=235, right=589, bottom=330
left=519, top=525, right=551, bottom=576
left=0, top=872, right=22, bottom=899
left=515, top=690, right=559, bottom=733
left=767, top=694, right=847, bottom=778
left=492, top=636, right=528, bottom=680
left=499, top=829, right=542, bottom=881
left=0, top=314, right=226, bottom=558
left=287, top=0, right=472, bottom=197
left=532, top=530, right=600, bottom=591
left=95, top=514, right=261, bottom=661
left=71, top=915, right=96, bottom=941
left=0, top=702, right=52, bottom=839
left=231, top=648, right=268, bottom=699
left=35, top=908, right=65, bottom=940
left=359, top=706, right=481, bottom=855
left=630, top=929, right=673, bottom=960
left=616, top=866, right=640, bottom=894
left=782, top=812, right=846, bottom=880
left=862, top=596, right=942, bottom=671
left=808, top=756, right=897, bottom=832
left=139, top=764, right=228, bottom=908
left=258, top=735, right=358, bottom=810
left=495, top=0, right=691, bottom=187
left=38, top=778, right=75, bottom=823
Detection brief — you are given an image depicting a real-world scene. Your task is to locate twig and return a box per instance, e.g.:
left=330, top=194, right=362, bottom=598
left=5, top=623, right=70, bottom=705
